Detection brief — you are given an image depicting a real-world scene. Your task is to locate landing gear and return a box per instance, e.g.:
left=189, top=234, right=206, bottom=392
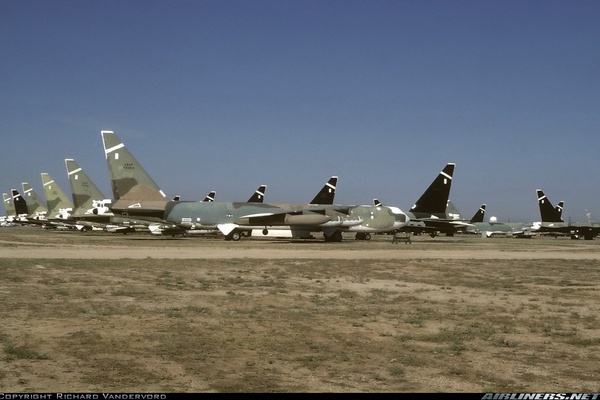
left=225, top=230, right=242, bottom=241
left=324, top=231, right=343, bottom=242
left=355, top=232, right=371, bottom=241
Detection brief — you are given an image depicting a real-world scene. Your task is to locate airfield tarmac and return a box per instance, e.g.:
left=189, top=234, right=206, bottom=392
left=1, top=227, right=599, bottom=392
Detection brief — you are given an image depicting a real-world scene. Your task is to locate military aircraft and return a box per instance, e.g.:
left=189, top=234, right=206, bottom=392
left=1, top=192, right=19, bottom=226
left=64, top=158, right=152, bottom=233
left=536, top=189, right=599, bottom=240
left=463, top=204, right=515, bottom=238
left=247, top=185, right=267, bottom=203
left=22, top=182, right=49, bottom=221
left=377, top=163, right=471, bottom=237
left=203, top=191, right=216, bottom=202
left=101, top=130, right=409, bottom=241
left=41, top=172, right=75, bottom=221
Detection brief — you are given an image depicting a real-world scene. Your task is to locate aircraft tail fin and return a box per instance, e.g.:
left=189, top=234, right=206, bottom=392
left=555, top=200, right=564, bottom=219
left=469, top=204, right=487, bottom=223
left=22, top=182, right=48, bottom=216
left=11, top=189, right=29, bottom=216
left=203, top=191, right=216, bottom=202
left=373, top=198, right=382, bottom=207
left=3, top=193, right=15, bottom=216
left=536, top=189, right=563, bottom=223
left=41, top=172, right=74, bottom=217
left=586, top=209, right=598, bottom=225
left=101, top=130, right=167, bottom=201
left=247, top=185, right=267, bottom=203
left=445, top=200, right=465, bottom=221
left=65, top=159, right=108, bottom=212
left=410, top=163, right=455, bottom=214
left=310, top=176, right=338, bottom=205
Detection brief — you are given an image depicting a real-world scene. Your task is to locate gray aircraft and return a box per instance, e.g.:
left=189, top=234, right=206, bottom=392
left=463, top=204, right=514, bottom=238
left=536, top=189, right=599, bottom=240
left=101, top=130, right=409, bottom=241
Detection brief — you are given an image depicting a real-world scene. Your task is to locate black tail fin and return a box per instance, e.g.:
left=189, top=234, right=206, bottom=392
left=203, top=191, right=216, bottom=202
left=537, top=189, right=563, bottom=223
left=11, top=189, right=29, bottom=216
left=410, top=163, right=455, bottom=214
left=247, top=185, right=267, bottom=203
left=469, top=204, right=486, bottom=223
left=310, top=176, right=337, bottom=205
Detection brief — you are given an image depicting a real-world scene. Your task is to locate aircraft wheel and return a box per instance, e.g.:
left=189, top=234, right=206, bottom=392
left=326, top=231, right=343, bottom=242
left=364, top=233, right=371, bottom=241
left=230, top=231, right=242, bottom=241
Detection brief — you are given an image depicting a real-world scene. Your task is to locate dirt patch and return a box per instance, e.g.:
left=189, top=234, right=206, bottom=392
left=0, top=227, right=599, bottom=392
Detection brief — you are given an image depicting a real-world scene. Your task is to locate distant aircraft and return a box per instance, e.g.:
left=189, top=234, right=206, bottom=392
left=1, top=192, right=18, bottom=226
left=22, top=182, right=49, bottom=220
left=465, top=205, right=514, bottom=238
left=203, top=191, right=216, bottom=202
left=247, top=185, right=267, bottom=203
left=536, top=189, right=599, bottom=240
left=41, top=172, right=75, bottom=222
left=389, top=163, right=471, bottom=237
left=102, top=130, right=409, bottom=241
left=65, top=158, right=148, bottom=233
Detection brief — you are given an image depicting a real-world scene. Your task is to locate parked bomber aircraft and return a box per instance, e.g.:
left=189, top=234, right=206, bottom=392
left=101, top=130, right=409, bottom=241
left=65, top=158, right=152, bottom=233
left=41, top=172, right=74, bottom=222
left=22, top=182, right=48, bottom=220
left=536, top=189, right=600, bottom=240
left=377, top=163, right=471, bottom=237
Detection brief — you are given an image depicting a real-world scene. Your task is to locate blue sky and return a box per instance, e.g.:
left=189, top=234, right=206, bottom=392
left=1, top=0, right=599, bottom=223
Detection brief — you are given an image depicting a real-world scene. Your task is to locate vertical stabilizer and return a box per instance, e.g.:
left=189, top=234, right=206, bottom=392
left=469, top=204, right=487, bottom=223
left=11, top=189, right=29, bottom=216
left=101, top=130, right=167, bottom=201
left=445, top=200, right=464, bottom=221
left=3, top=193, right=16, bottom=216
left=203, top=191, right=216, bottom=202
left=536, top=189, right=563, bottom=223
left=310, top=176, right=338, bottom=205
left=41, top=172, right=74, bottom=218
left=65, top=159, right=109, bottom=212
left=555, top=201, right=564, bottom=220
left=247, top=185, right=267, bottom=203
left=411, top=163, right=455, bottom=214
left=22, top=182, right=48, bottom=216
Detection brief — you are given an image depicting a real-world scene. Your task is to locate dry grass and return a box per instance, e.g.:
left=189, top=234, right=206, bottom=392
left=0, top=227, right=599, bottom=392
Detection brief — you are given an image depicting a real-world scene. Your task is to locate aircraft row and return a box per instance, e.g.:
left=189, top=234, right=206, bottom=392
left=2, top=130, right=599, bottom=241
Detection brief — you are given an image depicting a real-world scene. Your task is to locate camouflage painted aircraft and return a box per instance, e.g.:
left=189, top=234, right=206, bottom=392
left=102, top=130, right=409, bottom=241
left=1, top=192, right=19, bottom=226
left=41, top=172, right=75, bottom=222
left=22, top=182, right=49, bottom=220
left=64, top=158, right=150, bottom=233
left=536, top=189, right=599, bottom=240
left=3, top=193, right=15, bottom=216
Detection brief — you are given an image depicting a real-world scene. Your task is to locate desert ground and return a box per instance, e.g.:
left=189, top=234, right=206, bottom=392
left=0, top=226, right=599, bottom=393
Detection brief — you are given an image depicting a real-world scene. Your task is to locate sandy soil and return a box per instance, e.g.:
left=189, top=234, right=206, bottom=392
left=0, top=227, right=599, bottom=393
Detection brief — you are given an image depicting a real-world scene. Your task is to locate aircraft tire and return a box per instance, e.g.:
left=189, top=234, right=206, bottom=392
left=230, top=231, right=241, bottom=241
